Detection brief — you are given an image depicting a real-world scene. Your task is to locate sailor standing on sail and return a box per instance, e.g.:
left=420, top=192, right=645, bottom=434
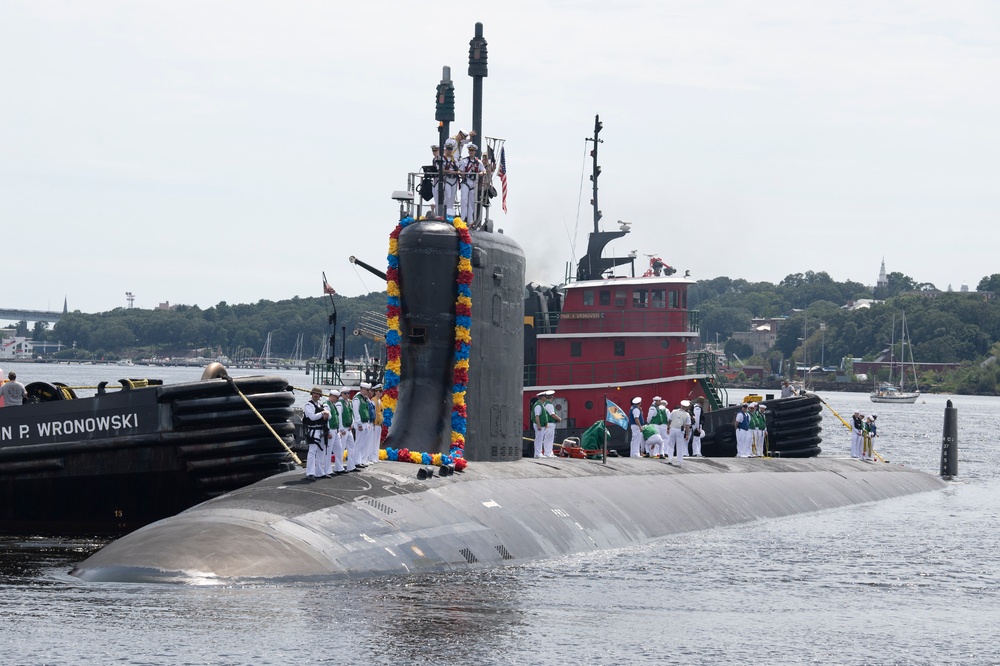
left=628, top=397, right=645, bottom=457
left=439, top=139, right=460, bottom=216
left=458, top=143, right=485, bottom=223
left=303, top=387, right=331, bottom=479
left=426, top=144, right=440, bottom=216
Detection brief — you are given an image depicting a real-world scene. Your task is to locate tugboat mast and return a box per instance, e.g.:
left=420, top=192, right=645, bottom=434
left=587, top=115, right=603, bottom=234
left=576, top=115, right=634, bottom=281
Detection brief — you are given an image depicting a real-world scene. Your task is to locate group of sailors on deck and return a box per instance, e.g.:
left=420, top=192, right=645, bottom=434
left=850, top=410, right=878, bottom=461
left=422, top=129, right=492, bottom=221
left=733, top=402, right=770, bottom=457
left=301, top=382, right=384, bottom=479
left=627, top=396, right=706, bottom=466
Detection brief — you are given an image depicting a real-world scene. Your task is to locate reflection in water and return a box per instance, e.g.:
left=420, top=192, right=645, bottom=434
left=0, top=536, right=106, bottom=585
left=298, top=569, right=527, bottom=664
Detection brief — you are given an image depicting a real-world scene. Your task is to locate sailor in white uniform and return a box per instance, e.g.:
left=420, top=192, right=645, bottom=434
left=532, top=391, right=548, bottom=458
left=352, top=384, right=373, bottom=469
left=645, top=397, right=661, bottom=457
left=656, top=399, right=671, bottom=459
left=303, top=386, right=331, bottom=479
left=629, top=397, right=645, bottom=457
left=458, top=143, right=485, bottom=223
left=439, top=139, right=460, bottom=216
left=324, top=389, right=346, bottom=475
left=734, top=403, right=751, bottom=458
left=851, top=411, right=864, bottom=458
left=668, top=400, right=692, bottom=466
left=541, top=390, right=559, bottom=457
left=691, top=397, right=705, bottom=457
left=338, top=389, right=358, bottom=472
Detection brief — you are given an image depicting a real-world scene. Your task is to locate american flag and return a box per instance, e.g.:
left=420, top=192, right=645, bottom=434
left=498, top=146, right=508, bottom=213
left=322, top=278, right=336, bottom=295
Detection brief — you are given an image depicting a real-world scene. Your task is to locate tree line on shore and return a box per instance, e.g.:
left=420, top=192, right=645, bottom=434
left=19, top=272, right=1000, bottom=394
left=693, top=271, right=1000, bottom=394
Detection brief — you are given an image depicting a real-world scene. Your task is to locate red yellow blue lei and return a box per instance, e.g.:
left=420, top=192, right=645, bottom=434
left=381, top=215, right=471, bottom=470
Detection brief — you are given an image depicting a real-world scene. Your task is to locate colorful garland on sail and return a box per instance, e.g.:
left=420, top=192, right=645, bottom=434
left=381, top=215, right=472, bottom=467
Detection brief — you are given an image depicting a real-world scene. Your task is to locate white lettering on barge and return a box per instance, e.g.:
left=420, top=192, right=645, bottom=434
left=1, top=413, right=142, bottom=441
left=35, top=413, right=138, bottom=437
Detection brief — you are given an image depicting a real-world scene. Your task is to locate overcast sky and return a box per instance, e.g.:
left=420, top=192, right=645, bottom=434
left=2, top=1, right=998, bottom=315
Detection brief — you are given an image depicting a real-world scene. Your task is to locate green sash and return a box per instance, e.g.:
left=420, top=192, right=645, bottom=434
left=340, top=398, right=354, bottom=427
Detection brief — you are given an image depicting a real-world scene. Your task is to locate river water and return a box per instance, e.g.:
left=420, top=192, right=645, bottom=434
left=1, top=363, right=998, bottom=665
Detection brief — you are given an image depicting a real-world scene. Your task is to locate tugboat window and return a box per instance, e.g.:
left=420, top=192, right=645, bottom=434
left=583, top=290, right=594, bottom=306
left=599, top=290, right=611, bottom=306
left=614, top=341, right=626, bottom=356
left=571, top=341, right=582, bottom=357
left=651, top=289, right=666, bottom=308
left=614, top=290, right=626, bottom=307
left=669, top=290, right=678, bottom=308
left=632, top=290, right=648, bottom=308
left=682, top=291, right=687, bottom=308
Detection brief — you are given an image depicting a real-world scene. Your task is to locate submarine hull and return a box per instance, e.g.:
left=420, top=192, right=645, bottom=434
left=72, top=457, right=944, bottom=582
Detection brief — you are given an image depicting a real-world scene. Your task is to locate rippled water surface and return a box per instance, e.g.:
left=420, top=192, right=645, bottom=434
left=2, top=372, right=998, bottom=665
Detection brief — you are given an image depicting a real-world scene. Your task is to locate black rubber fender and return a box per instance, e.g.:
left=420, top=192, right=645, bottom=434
left=770, top=424, right=822, bottom=440
left=771, top=445, right=822, bottom=458
left=769, top=435, right=822, bottom=451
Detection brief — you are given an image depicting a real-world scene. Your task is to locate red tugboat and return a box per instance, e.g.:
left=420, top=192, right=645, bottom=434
left=522, top=116, right=728, bottom=455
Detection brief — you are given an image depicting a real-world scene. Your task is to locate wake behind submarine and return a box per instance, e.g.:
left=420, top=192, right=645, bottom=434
left=72, top=24, right=944, bottom=584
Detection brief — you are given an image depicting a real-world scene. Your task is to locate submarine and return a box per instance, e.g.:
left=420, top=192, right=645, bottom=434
left=71, top=24, right=945, bottom=584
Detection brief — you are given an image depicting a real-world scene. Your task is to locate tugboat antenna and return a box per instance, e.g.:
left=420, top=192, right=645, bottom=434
left=576, top=116, right=634, bottom=281
left=585, top=114, right=604, bottom=234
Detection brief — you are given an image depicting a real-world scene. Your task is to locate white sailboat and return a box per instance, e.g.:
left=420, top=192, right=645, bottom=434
left=870, top=311, right=920, bottom=404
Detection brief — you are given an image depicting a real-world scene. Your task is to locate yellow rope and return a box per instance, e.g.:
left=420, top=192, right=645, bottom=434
left=818, top=396, right=852, bottom=431
left=227, top=378, right=303, bottom=467
left=818, top=396, right=885, bottom=462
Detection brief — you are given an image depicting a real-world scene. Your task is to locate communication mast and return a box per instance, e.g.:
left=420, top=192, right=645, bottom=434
left=125, top=292, right=135, bottom=308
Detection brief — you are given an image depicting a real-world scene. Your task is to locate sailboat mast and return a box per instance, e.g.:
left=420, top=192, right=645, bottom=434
left=889, top=314, right=895, bottom=386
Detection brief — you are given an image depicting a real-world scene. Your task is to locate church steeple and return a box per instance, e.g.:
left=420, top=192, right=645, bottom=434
left=877, top=257, right=888, bottom=290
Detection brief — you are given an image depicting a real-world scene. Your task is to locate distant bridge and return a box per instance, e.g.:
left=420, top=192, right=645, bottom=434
left=0, top=308, right=65, bottom=324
